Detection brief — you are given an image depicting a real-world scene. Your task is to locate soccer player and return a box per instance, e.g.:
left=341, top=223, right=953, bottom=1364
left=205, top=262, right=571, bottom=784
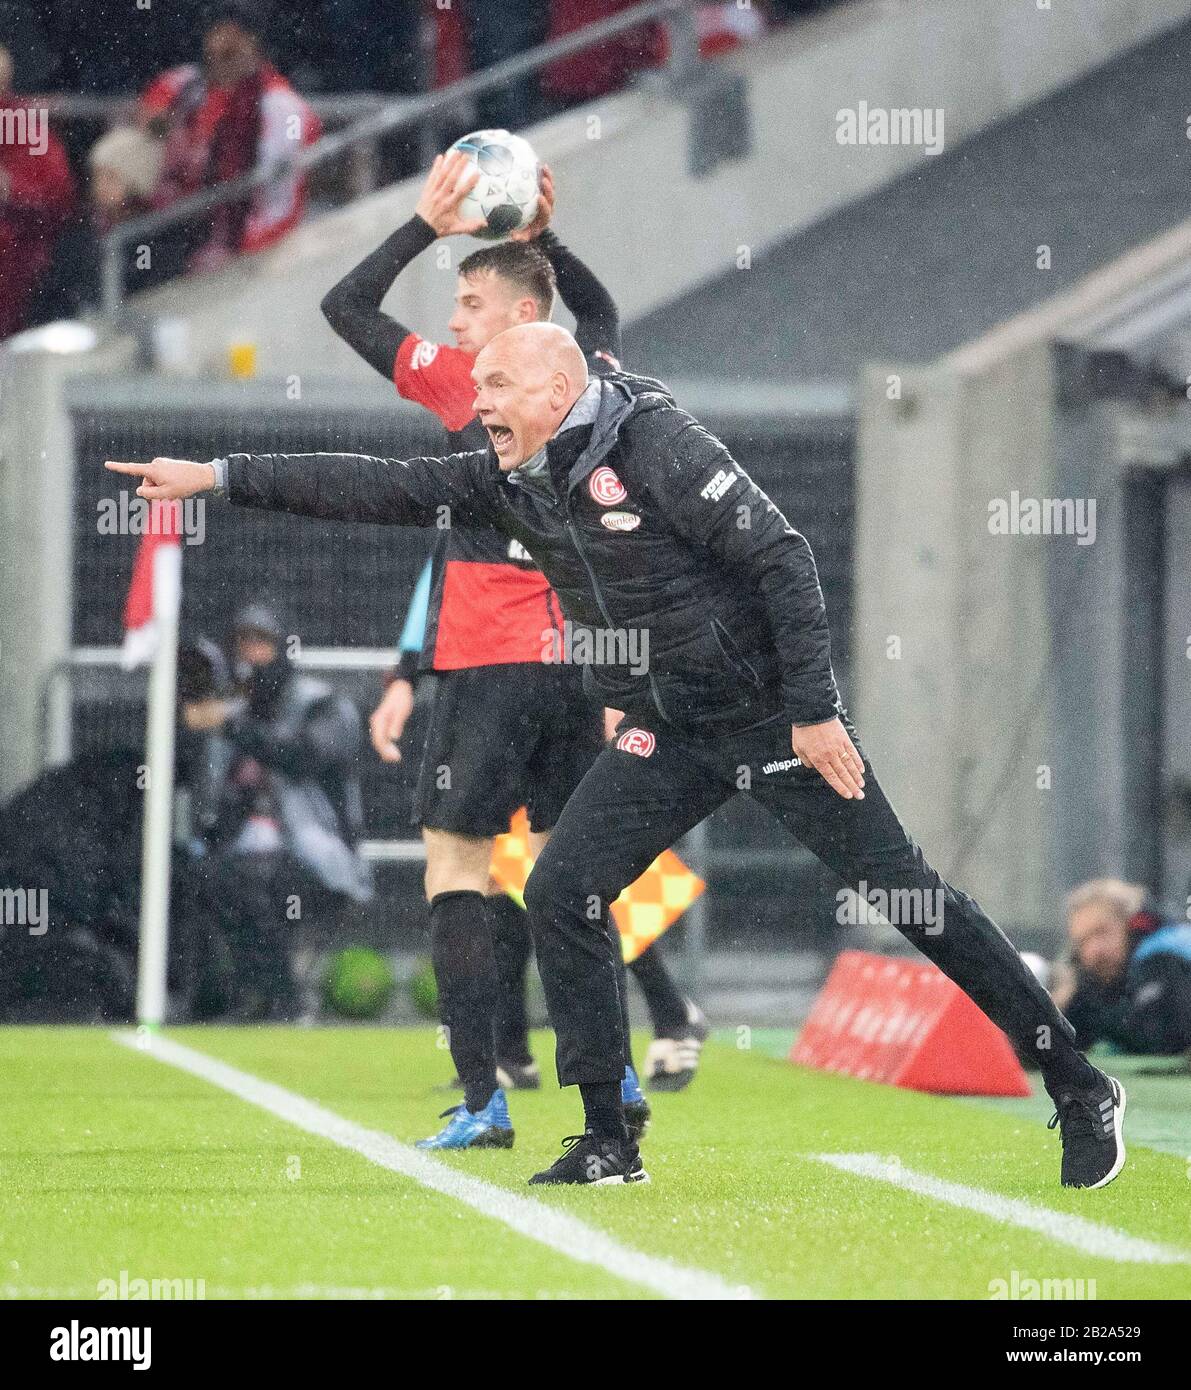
left=107, top=322, right=1127, bottom=1192
left=318, top=151, right=704, bottom=1145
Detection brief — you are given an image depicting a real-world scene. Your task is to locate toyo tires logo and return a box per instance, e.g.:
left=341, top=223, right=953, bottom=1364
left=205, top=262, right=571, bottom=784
left=588, top=466, right=627, bottom=506
left=615, top=728, right=656, bottom=758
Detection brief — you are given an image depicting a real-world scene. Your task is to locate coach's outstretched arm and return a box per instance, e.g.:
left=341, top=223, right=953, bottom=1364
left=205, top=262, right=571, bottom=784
left=104, top=448, right=500, bottom=530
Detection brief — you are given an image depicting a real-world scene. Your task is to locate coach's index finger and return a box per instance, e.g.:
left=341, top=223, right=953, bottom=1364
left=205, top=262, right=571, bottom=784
left=104, top=460, right=151, bottom=476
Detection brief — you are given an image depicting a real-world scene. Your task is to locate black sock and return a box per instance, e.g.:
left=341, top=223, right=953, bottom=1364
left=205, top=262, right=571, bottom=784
left=429, top=890, right=498, bottom=1114
left=580, top=1081, right=627, bottom=1143
left=486, top=893, right=534, bottom=1065
left=628, top=942, right=689, bottom=1036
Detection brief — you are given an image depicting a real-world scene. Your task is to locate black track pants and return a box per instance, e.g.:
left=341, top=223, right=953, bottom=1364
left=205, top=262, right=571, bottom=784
left=523, top=712, right=1081, bottom=1088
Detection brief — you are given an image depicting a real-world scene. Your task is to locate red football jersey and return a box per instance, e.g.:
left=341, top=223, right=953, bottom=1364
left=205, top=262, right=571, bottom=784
left=393, top=332, right=559, bottom=669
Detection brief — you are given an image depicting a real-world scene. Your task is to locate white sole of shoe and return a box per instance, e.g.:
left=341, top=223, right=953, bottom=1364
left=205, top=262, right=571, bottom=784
left=592, top=1170, right=650, bottom=1186
left=1087, top=1078, right=1127, bottom=1190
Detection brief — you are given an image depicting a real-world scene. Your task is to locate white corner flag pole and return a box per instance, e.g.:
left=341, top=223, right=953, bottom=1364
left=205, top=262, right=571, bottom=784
left=135, top=542, right=182, bottom=1027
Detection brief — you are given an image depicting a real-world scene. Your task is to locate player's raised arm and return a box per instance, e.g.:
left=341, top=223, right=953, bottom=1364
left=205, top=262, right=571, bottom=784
left=511, top=166, right=623, bottom=367
left=320, top=151, right=483, bottom=379
left=104, top=447, right=500, bottom=529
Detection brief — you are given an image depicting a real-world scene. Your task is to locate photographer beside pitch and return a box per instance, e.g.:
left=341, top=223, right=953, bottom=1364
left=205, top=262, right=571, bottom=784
left=1051, top=878, right=1191, bottom=1057
left=107, top=322, right=1126, bottom=1189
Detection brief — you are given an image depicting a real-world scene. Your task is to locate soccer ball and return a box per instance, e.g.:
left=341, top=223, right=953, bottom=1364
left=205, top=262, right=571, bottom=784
left=449, top=128, right=541, bottom=240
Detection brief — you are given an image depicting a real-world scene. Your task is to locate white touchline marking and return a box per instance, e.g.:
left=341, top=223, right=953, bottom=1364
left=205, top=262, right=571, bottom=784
left=110, top=1031, right=754, bottom=1301
left=813, top=1153, right=1191, bottom=1265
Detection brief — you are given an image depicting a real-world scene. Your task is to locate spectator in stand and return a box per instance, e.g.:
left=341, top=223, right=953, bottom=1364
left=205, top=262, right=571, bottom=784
left=33, top=125, right=201, bottom=321
left=542, top=0, right=662, bottom=104
left=139, top=1, right=322, bottom=272
left=542, top=0, right=769, bottom=107
left=88, top=126, right=166, bottom=229
left=0, top=42, right=75, bottom=340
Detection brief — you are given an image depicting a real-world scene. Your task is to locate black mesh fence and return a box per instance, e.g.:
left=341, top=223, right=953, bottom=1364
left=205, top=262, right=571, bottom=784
left=72, top=402, right=444, bottom=650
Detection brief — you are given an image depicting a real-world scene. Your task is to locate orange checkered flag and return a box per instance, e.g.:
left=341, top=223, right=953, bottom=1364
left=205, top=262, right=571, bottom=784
left=488, top=808, right=705, bottom=963
left=488, top=808, right=536, bottom=910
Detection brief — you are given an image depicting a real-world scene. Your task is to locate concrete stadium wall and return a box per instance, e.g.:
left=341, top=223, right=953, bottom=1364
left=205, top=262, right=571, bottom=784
left=0, top=337, right=137, bottom=799
left=117, top=0, right=1191, bottom=382
left=855, top=219, right=1191, bottom=936
left=855, top=348, right=1061, bottom=931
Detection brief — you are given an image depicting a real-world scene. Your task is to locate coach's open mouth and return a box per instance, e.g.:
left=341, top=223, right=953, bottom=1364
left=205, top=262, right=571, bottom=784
left=487, top=424, right=515, bottom=456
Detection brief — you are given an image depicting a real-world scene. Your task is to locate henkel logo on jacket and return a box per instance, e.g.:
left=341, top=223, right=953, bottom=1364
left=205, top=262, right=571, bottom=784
left=589, top=466, right=628, bottom=506
left=601, top=510, right=640, bottom=531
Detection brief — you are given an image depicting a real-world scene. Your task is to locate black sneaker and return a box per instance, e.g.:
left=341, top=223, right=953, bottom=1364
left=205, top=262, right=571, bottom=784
left=528, top=1132, right=649, bottom=1186
left=1047, top=1069, right=1127, bottom=1189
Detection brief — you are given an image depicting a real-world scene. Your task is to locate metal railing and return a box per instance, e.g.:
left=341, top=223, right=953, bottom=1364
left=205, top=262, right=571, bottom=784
left=30, top=90, right=401, bottom=125
left=99, top=0, right=700, bottom=322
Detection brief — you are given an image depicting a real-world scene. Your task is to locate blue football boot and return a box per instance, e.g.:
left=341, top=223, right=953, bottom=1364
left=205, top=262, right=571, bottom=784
left=622, top=1065, right=651, bottom=1143
left=415, top=1088, right=514, bottom=1150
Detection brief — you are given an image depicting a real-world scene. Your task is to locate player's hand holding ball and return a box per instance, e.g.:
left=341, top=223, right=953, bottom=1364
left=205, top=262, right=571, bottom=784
left=791, top=717, right=866, bottom=800
left=508, top=164, right=554, bottom=242
left=414, top=150, right=487, bottom=238
left=417, top=134, right=544, bottom=242
left=105, top=457, right=214, bottom=499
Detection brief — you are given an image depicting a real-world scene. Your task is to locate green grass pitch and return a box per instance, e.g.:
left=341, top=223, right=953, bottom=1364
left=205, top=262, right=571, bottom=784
left=2, top=1026, right=1188, bottom=1300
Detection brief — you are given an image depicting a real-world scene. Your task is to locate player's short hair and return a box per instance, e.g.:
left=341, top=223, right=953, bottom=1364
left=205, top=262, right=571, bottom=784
left=1064, top=878, right=1145, bottom=924
left=458, top=242, right=556, bottom=320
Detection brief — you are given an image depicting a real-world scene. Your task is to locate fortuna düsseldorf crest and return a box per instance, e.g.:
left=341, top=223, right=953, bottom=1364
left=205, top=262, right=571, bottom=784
left=616, top=728, right=656, bottom=757
left=588, top=466, right=628, bottom=506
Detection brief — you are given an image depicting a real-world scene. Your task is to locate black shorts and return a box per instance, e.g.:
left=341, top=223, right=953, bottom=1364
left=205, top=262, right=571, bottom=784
left=413, top=663, right=603, bottom=838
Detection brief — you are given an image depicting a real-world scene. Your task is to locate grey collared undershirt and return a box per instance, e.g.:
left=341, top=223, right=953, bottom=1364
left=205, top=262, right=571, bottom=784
left=513, top=377, right=602, bottom=487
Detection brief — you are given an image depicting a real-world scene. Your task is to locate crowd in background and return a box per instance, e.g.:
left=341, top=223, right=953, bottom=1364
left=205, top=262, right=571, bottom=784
left=0, top=1, right=833, bottom=96
left=0, top=0, right=838, bottom=341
